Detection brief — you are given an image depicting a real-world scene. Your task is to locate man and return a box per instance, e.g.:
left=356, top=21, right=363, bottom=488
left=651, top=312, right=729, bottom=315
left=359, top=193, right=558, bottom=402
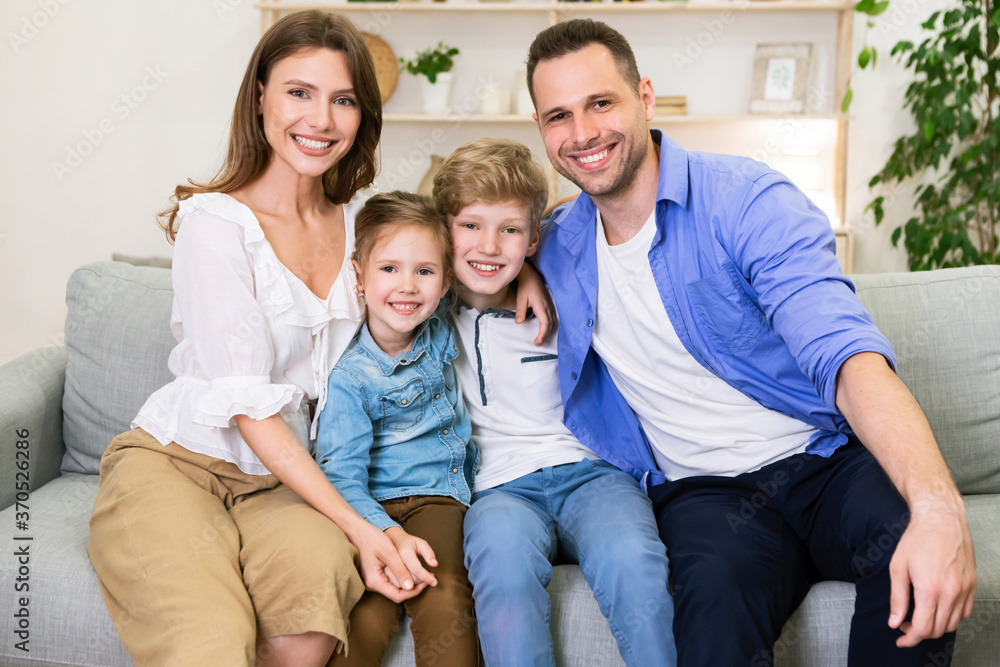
left=526, top=18, right=976, bottom=667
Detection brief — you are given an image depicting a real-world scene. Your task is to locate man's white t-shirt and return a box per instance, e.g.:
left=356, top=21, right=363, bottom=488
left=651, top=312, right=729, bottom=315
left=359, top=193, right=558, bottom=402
left=590, top=209, right=816, bottom=480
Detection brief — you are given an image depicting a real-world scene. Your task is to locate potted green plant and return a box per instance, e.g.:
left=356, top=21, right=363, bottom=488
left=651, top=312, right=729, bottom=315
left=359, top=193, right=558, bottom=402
left=400, top=42, right=460, bottom=114
left=852, top=2, right=999, bottom=270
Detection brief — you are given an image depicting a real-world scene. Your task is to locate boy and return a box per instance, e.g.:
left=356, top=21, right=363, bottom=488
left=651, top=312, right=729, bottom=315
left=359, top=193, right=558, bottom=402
left=433, top=139, right=677, bottom=667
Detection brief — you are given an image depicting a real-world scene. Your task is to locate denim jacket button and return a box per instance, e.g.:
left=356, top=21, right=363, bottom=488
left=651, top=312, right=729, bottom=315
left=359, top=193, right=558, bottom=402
left=443, top=428, right=449, bottom=435
left=451, top=467, right=458, bottom=474
left=401, top=398, right=407, bottom=405
left=434, top=394, right=440, bottom=399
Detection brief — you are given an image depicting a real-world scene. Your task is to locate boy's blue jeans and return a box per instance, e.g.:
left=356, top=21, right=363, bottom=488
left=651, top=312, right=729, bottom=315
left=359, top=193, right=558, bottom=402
left=463, top=458, right=677, bottom=667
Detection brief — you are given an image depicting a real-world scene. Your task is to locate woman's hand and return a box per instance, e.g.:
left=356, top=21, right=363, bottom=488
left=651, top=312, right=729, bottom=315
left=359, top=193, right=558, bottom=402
left=515, top=262, right=556, bottom=346
left=234, top=414, right=429, bottom=602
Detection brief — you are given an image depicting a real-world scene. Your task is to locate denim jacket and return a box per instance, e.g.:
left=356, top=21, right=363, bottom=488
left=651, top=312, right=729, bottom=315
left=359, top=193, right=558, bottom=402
left=315, top=314, right=477, bottom=532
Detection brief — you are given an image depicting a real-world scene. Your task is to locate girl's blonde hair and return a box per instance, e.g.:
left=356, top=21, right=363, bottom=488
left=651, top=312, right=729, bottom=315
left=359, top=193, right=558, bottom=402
left=158, top=10, right=382, bottom=242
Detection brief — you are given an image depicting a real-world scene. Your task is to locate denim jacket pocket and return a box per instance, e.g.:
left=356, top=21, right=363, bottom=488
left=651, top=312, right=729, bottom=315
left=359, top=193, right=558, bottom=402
left=378, top=379, right=425, bottom=432
left=687, top=265, right=768, bottom=354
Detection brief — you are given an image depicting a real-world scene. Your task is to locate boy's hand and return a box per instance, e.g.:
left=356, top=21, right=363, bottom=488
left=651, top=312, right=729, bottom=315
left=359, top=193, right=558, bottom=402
left=515, top=263, right=556, bottom=345
left=385, top=526, right=439, bottom=588
left=350, top=521, right=430, bottom=603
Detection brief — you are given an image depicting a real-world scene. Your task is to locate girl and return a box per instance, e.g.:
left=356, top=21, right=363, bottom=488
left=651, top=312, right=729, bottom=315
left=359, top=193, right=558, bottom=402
left=316, top=191, right=479, bottom=667
left=88, top=12, right=433, bottom=666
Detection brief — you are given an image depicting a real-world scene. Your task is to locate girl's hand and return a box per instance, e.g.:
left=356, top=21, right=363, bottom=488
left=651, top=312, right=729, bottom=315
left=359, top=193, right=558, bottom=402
left=384, top=526, right=439, bottom=589
left=515, top=262, right=556, bottom=346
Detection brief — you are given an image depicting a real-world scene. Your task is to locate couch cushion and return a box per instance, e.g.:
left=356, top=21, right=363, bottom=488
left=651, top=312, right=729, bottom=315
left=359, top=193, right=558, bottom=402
left=62, top=262, right=175, bottom=475
left=854, top=267, right=1000, bottom=495
left=776, top=581, right=854, bottom=667
left=953, top=494, right=1000, bottom=667
left=549, top=565, right=628, bottom=666
left=0, top=474, right=131, bottom=666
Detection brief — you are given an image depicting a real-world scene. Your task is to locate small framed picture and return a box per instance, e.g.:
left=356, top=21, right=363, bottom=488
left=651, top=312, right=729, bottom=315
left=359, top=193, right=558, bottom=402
left=749, top=43, right=812, bottom=114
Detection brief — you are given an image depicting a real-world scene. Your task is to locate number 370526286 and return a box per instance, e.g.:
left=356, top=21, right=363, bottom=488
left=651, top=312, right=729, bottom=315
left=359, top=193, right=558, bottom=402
left=15, top=428, right=30, bottom=520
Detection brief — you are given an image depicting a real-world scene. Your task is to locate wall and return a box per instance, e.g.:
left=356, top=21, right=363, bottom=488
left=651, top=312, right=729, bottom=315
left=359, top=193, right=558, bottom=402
left=0, top=0, right=951, bottom=363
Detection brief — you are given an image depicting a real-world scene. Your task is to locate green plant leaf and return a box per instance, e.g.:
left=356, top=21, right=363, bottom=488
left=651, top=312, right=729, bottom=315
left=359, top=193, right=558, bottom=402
left=868, top=196, right=886, bottom=224
left=891, top=40, right=914, bottom=57
left=870, top=0, right=890, bottom=16
left=841, top=88, right=853, bottom=112
left=859, top=47, right=872, bottom=69
left=863, top=1, right=997, bottom=270
left=855, top=0, right=875, bottom=13
left=400, top=42, right=460, bottom=82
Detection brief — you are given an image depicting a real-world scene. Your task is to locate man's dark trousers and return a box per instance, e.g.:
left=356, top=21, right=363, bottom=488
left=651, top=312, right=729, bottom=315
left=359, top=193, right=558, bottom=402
left=649, top=440, right=956, bottom=666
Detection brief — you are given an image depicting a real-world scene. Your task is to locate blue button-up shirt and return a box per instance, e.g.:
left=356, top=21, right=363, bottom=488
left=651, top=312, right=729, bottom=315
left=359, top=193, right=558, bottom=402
left=535, top=130, right=896, bottom=491
left=316, top=315, right=477, bottom=531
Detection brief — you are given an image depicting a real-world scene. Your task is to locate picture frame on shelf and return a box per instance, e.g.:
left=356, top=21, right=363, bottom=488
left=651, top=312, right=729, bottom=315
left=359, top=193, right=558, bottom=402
left=749, top=42, right=812, bottom=114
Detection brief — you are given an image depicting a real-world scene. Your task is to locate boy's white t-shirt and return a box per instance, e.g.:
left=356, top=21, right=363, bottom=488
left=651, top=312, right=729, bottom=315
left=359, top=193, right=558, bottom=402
left=591, top=209, right=816, bottom=480
left=452, top=306, right=598, bottom=492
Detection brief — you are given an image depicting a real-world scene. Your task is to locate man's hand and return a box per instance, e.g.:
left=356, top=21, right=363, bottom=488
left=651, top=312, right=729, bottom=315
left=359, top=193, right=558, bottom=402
left=349, top=521, right=431, bottom=604
left=836, top=352, right=977, bottom=646
left=888, top=497, right=976, bottom=647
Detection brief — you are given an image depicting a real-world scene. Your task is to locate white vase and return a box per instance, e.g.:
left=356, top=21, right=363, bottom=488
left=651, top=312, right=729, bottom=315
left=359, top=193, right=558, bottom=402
left=478, top=83, right=507, bottom=116
left=420, top=72, right=453, bottom=114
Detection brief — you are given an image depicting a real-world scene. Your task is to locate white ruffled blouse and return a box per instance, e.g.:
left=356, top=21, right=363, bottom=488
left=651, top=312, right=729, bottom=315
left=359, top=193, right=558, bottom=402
left=132, top=192, right=365, bottom=475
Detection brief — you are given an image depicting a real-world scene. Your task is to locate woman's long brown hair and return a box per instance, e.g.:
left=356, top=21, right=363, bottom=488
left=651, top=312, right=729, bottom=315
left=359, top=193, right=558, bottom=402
left=158, top=10, right=382, bottom=242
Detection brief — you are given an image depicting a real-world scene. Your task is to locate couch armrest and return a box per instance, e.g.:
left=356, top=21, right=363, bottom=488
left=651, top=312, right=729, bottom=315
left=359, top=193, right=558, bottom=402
left=0, top=347, right=67, bottom=511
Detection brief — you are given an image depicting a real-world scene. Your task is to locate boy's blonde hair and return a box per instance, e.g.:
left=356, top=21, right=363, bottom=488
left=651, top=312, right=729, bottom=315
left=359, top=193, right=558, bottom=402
left=353, top=191, right=453, bottom=284
left=433, top=138, right=549, bottom=234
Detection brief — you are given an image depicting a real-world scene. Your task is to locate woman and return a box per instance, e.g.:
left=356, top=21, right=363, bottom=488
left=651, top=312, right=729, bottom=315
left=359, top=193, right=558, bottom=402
left=88, top=12, right=436, bottom=666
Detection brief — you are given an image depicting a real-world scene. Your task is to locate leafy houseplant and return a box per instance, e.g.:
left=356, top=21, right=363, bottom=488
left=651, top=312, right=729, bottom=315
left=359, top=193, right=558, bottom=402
left=858, top=3, right=999, bottom=270
left=400, top=42, right=460, bottom=84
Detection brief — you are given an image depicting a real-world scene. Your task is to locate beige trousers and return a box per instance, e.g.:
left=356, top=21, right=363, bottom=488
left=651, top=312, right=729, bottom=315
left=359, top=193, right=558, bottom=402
left=88, top=428, right=365, bottom=667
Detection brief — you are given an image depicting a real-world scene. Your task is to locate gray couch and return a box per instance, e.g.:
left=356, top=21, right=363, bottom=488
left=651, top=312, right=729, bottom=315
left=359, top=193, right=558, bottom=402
left=1, top=260, right=998, bottom=667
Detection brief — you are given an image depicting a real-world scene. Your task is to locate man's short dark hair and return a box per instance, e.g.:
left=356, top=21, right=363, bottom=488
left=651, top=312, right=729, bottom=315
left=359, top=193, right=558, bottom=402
left=526, top=19, right=641, bottom=108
